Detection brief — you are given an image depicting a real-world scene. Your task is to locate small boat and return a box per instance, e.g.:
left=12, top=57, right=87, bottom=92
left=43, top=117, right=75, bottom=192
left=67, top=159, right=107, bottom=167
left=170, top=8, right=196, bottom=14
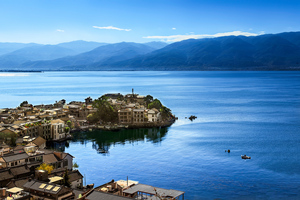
left=97, top=148, right=108, bottom=154
left=241, top=155, right=251, bottom=159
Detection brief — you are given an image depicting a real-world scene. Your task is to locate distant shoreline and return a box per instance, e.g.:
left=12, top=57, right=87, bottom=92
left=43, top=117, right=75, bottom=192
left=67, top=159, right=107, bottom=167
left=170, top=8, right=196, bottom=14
left=0, top=69, right=300, bottom=73
left=1, top=69, right=300, bottom=72
left=0, top=70, right=43, bottom=73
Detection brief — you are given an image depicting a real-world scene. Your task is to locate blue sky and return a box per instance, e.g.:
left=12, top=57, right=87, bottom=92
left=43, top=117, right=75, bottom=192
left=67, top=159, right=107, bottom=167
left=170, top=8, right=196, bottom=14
left=0, top=0, right=299, bottom=44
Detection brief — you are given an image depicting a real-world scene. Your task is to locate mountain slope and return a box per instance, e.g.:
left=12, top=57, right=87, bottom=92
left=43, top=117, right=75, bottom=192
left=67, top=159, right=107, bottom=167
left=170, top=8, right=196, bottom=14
left=1, top=32, right=300, bottom=71
left=0, top=42, right=40, bottom=56
left=104, top=32, right=300, bottom=70
left=20, top=42, right=156, bottom=70
left=0, top=45, right=77, bottom=68
left=57, top=40, right=108, bottom=54
left=143, top=41, right=168, bottom=50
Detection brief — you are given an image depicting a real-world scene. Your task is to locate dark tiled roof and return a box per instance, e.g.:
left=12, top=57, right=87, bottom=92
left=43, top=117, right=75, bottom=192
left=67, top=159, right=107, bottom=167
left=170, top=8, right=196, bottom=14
left=53, top=152, right=63, bottom=160
left=2, top=153, right=29, bottom=163
left=0, top=144, right=10, bottom=148
left=53, top=152, right=74, bottom=160
left=86, top=190, right=131, bottom=200
left=6, top=178, right=29, bottom=189
left=32, top=136, right=46, bottom=147
left=51, top=167, right=67, bottom=174
left=23, top=180, right=63, bottom=194
left=16, top=138, right=24, bottom=144
left=68, top=170, right=83, bottom=182
left=43, top=154, right=58, bottom=164
left=27, top=162, right=42, bottom=169
left=0, top=170, right=14, bottom=181
left=13, top=149, right=25, bottom=154
left=122, top=184, right=184, bottom=198
left=10, top=165, right=30, bottom=176
left=14, top=145, right=25, bottom=151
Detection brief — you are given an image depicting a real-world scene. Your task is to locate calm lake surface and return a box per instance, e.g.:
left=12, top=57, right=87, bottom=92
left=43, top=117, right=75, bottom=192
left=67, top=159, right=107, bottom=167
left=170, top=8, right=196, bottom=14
left=1, top=71, right=300, bottom=200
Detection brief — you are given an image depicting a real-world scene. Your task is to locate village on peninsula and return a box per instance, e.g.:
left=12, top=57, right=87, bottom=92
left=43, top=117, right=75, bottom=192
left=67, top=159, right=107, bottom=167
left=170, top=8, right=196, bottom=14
left=0, top=90, right=184, bottom=200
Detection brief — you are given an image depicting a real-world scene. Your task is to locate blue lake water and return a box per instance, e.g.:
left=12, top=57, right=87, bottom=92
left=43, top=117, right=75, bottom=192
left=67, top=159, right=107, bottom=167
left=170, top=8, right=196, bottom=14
left=1, top=71, right=300, bottom=199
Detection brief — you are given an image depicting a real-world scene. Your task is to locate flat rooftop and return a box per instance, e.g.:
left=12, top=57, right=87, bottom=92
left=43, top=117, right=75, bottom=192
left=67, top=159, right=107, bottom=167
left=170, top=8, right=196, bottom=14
left=123, top=184, right=184, bottom=198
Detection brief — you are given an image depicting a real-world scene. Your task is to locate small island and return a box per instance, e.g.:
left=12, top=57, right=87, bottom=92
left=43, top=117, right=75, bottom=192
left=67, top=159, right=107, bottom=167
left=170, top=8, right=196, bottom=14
left=0, top=89, right=176, bottom=146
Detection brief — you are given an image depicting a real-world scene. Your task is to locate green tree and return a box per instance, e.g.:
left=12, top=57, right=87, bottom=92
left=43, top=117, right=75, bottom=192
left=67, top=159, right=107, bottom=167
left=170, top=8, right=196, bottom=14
left=92, top=96, right=117, bottom=123
left=148, top=99, right=162, bottom=109
left=160, top=106, right=172, bottom=120
left=86, top=113, right=97, bottom=123
left=117, top=95, right=124, bottom=101
left=20, top=101, right=28, bottom=107
left=144, top=95, right=154, bottom=107
left=62, top=168, right=71, bottom=187
left=10, top=133, right=17, bottom=146
left=73, top=162, right=79, bottom=170
left=66, top=120, right=72, bottom=128
left=64, top=127, right=70, bottom=133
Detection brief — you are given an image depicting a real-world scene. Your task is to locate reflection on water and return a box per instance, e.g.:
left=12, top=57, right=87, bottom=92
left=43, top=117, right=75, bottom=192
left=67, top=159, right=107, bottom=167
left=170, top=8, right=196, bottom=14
left=67, top=127, right=169, bottom=154
left=47, top=140, right=68, bottom=152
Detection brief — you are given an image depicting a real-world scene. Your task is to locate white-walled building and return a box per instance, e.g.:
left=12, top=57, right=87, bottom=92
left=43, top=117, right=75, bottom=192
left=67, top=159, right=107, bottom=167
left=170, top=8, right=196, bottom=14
left=51, top=119, right=65, bottom=140
left=147, top=108, right=161, bottom=123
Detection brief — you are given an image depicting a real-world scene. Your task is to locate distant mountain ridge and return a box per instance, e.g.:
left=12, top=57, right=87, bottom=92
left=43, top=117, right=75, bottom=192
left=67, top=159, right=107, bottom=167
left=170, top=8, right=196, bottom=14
left=20, top=42, right=158, bottom=70
left=106, top=32, right=300, bottom=71
left=0, top=32, right=300, bottom=70
left=56, top=40, right=108, bottom=54
left=0, top=42, right=39, bottom=56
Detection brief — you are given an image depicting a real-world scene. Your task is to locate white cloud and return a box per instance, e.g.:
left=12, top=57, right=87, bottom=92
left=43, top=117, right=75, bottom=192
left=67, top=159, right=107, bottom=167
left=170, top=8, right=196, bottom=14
left=93, top=26, right=131, bottom=31
left=56, top=29, right=65, bottom=32
left=143, top=31, right=264, bottom=42
left=172, top=28, right=176, bottom=30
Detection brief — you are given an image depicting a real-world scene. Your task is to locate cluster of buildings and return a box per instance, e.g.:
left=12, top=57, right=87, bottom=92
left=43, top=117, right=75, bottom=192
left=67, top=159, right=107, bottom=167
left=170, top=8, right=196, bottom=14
left=0, top=92, right=182, bottom=200
left=0, top=99, right=73, bottom=144
left=107, top=92, right=170, bottom=125
left=0, top=138, right=184, bottom=200
left=0, top=140, right=85, bottom=199
left=1, top=92, right=171, bottom=145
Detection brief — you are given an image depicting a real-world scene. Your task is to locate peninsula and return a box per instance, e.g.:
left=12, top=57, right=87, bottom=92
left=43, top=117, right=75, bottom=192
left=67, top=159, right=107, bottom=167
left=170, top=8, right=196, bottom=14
left=0, top=90, right=176, bottom=145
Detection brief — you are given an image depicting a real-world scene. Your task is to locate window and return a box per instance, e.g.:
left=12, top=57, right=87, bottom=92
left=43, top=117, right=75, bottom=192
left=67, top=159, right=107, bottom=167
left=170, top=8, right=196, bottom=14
left=63, top=160, right=68, bottom=167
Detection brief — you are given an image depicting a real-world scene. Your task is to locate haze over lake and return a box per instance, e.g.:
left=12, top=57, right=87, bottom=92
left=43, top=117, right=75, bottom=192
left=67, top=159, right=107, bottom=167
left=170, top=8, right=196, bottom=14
left=1, top=71, right=300, bottom=199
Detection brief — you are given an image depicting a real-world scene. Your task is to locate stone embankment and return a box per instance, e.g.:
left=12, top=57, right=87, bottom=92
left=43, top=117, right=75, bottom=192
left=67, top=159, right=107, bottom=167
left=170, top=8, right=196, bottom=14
left=71, top=119, right=176, bottom=132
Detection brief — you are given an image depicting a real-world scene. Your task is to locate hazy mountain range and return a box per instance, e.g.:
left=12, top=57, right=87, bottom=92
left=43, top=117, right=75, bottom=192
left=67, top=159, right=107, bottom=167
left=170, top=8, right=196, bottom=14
left=1, top=31, right=300, bottom=71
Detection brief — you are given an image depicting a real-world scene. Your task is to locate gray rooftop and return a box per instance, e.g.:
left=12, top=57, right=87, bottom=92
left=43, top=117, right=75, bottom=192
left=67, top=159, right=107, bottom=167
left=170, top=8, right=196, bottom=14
left=123, top=184, right=184, bottom=198
left=0, top=170, right=14, bottom=181
left=87, top=190, right=131, bottom=200
left=2, top=153, right=29, bottom=163
left=23, top=180, right=63, bottom=194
